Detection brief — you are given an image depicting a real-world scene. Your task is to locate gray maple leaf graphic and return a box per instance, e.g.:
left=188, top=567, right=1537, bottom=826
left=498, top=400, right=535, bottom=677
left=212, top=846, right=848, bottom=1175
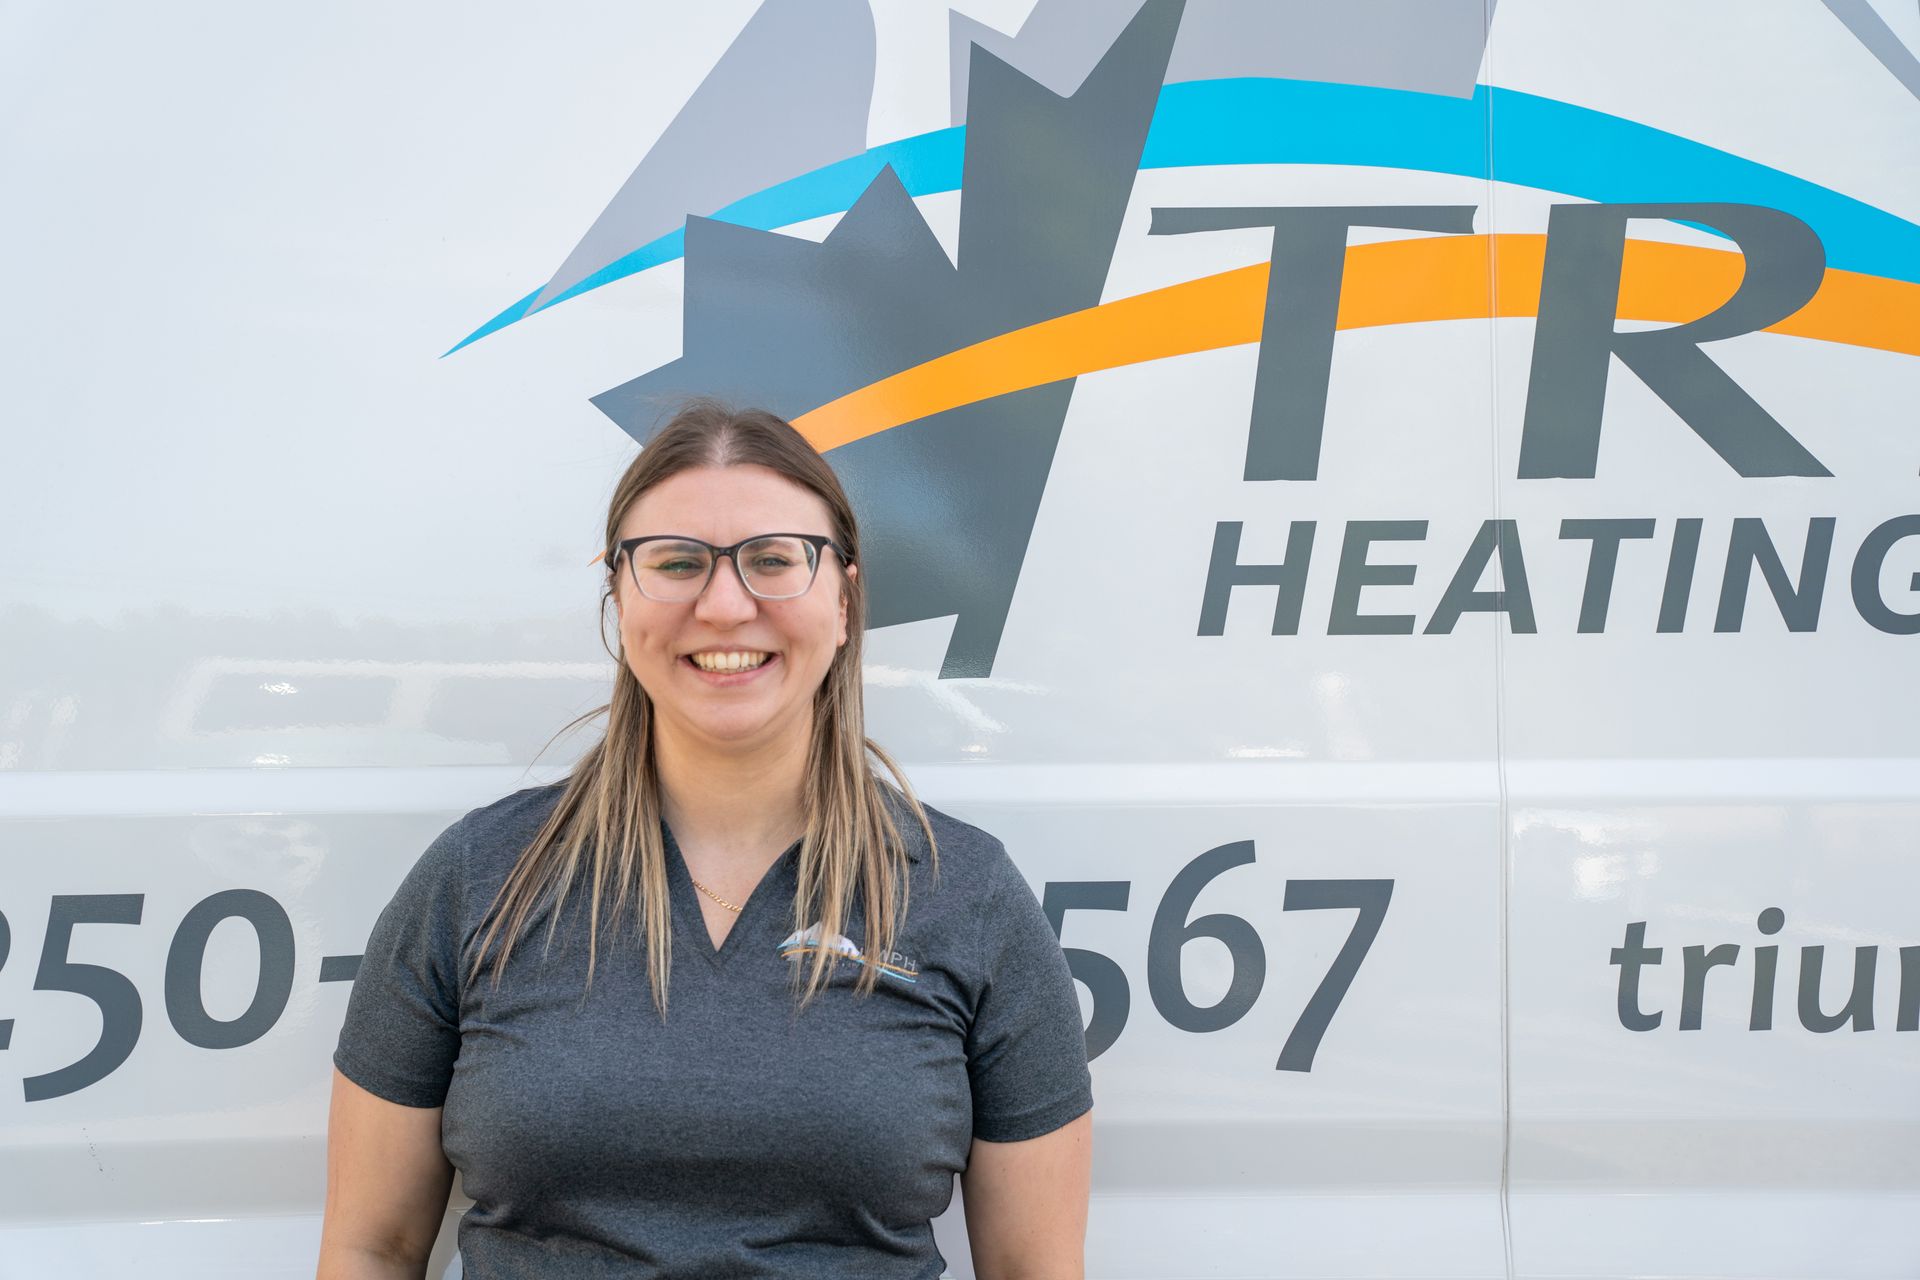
left=593, top=0, right=1185, bottom=678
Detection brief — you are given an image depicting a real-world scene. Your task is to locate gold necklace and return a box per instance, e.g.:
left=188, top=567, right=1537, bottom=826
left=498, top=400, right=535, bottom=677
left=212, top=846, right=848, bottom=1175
left=689, top=876, right=743, bottom=914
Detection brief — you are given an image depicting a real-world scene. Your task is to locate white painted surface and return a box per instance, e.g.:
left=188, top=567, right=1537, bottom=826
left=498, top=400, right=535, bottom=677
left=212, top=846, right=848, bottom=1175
left=3, top=1, right=1916, bottom=1275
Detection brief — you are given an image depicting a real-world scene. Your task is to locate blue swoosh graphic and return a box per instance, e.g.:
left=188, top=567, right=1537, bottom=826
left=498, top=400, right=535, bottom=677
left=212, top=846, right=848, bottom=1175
left=446, top=78, right=1920, bottom=355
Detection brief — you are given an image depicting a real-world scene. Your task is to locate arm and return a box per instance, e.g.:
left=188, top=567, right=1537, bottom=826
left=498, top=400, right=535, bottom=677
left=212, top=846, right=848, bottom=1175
left=316, top=1067, right=457, bottom=1280
left=960, top=1108, right=1093, bottom=1280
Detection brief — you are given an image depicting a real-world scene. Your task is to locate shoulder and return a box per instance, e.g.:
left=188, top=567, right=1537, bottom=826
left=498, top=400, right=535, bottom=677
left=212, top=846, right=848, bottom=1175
left=880, top=782, right=1025, bottom=905
left=432, top=778, right=570, bottom=888
left=457, top=778, right=569, bottom=837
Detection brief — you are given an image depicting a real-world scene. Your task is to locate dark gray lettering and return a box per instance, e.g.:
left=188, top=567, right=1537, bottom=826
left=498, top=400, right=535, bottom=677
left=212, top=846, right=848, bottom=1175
left=1042, top=881, right=1132, bottom=1061
left=0, top=908, right=10, bottom=1051
left=1147, top=842, right=1265, bottom=1034
left=1561, top=518, right=1657, bottom=632
left=1276, top=879, right=1393, bottom=1073
left=165, top=889, right=297, bottom=1051
left=1611, top=921, right=1663, bottom=1031
left=1658, top=517, right=1704, bottom=632
left=1149, top=205, right=1477, bottom=480
left=1425, top=519, right=1536, bottom=634
left=1681, top=943, right=1741, bottom=1030
left=1900, top=946, right=1920, bottom=1032
left=27, top=895, right=145, bottom=1102
left=1329, top=520, right=1426, bottom=635
left=1715, top=517, right=1837, bottom=632
left=1519, top=202, right=1829, bottom=479
left=1799, top=944, right=1877, bottom=1032
left=1198, top=520, right=1315, bottom=636
left=1850, top=514, right=1920, bottom=635
left=1751, top=906, right=1785, bottom=1031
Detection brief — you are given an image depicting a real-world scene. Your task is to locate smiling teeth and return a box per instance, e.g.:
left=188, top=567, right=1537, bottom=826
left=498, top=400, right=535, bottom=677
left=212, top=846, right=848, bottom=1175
left=691, top=651, right=770, bottom=672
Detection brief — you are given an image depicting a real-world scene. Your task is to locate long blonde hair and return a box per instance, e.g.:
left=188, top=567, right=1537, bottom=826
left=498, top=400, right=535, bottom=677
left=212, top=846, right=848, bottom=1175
left=464, top=398, right=940, bottom=1017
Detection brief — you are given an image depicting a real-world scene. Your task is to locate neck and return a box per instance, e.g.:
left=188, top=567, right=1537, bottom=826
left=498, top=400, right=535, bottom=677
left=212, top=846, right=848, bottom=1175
left=653, top=714, right=810, bottom=863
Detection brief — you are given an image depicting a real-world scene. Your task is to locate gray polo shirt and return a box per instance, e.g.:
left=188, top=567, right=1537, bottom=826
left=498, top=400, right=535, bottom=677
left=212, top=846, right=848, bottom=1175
left=332, top=780, right=1093, bottom=1278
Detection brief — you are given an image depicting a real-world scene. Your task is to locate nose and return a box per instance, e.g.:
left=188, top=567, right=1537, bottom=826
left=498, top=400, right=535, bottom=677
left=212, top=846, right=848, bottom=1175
left=693, top=551, right=759, bottom=623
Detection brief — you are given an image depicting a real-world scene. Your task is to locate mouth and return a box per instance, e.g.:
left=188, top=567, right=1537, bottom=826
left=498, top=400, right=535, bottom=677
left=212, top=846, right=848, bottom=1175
left=682, top=650, right=779, bottom=684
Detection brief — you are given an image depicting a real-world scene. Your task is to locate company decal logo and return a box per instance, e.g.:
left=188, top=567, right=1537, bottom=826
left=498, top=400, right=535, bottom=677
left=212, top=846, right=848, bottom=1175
left=1609, top=908, right=1920, bottom=1035
left=451, top=0, right=1920, bottom=673
left=778, top=921, right=920, bottom=985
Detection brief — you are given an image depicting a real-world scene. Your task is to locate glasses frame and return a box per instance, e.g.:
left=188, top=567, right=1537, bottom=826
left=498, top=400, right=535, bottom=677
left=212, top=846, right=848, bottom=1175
left=611, top=532, right=851, bottom=603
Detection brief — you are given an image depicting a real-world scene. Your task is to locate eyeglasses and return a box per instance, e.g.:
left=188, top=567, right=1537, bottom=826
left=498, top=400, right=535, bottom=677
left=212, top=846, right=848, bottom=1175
left=609, top=533, right=850, bottom=603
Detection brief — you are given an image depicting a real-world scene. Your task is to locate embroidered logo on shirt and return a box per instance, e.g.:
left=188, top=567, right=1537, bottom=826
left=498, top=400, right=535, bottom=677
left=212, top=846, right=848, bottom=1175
left=777, top=922, right=919, bottom=985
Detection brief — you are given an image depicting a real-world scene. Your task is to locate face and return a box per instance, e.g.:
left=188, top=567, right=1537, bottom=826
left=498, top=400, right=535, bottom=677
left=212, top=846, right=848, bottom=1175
left=611, top=464, right=854, bottom=756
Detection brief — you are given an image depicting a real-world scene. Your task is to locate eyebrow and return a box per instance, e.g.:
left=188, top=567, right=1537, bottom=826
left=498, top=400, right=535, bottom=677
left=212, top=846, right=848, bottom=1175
left=630, top=533, right=827, bottom=545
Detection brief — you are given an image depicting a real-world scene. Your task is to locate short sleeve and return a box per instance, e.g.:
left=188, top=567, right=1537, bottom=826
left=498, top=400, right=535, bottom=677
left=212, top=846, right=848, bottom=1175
left=964, top=842, right=1095, bottom=1143
left=332, top=820, right=469, bottom=1108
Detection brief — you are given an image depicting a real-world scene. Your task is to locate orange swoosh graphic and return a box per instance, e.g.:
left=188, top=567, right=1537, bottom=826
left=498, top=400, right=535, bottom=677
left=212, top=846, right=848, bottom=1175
left=792, top=234, right=1920, bottom=450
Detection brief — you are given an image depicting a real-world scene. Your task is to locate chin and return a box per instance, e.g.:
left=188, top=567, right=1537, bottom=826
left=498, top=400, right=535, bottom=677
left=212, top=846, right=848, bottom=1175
left=686, top=707, right=785, bottom=743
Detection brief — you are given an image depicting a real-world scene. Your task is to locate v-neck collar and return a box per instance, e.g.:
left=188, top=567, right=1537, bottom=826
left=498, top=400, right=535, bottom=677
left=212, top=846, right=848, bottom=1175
left=660, top=819, right=802, bottom=966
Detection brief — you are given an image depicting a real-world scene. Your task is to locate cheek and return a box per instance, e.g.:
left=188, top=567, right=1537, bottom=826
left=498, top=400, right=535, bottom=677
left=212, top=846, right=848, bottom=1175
left=616, top=605, right=670, bottom=660
left=636, top=625, right=675, bottom=660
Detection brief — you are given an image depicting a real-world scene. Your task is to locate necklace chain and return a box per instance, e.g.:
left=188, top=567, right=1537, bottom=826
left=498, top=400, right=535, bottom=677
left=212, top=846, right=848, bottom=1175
left=679, top=827, right=802, bottom=916
left=688, top=876, right=743, bottom=914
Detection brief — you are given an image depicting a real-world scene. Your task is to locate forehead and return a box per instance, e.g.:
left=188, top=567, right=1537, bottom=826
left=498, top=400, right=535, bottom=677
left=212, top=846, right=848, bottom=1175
left=621, top=464, right=834, bottom=542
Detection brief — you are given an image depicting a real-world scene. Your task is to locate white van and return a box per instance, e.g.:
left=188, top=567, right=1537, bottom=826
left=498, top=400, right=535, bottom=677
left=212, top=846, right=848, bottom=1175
left=5, top=1, right=1917, bottom=1275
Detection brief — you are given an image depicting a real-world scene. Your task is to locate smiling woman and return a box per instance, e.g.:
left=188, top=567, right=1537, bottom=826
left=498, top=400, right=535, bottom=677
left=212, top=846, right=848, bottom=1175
left=320, top=398, right=1094, bottom=1280
left=612, top=515, right=855, bottom=758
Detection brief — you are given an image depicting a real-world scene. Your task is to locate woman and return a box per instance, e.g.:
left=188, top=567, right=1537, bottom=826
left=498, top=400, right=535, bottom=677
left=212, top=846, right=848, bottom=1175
left=318, top=400, right=1094, bottom=1278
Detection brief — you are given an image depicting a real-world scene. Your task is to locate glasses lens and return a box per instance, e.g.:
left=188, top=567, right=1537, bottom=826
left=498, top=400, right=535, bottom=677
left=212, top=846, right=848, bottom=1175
left=738, top=536, right=818, bottom=599
left=631, top=539, right=713, bottom=602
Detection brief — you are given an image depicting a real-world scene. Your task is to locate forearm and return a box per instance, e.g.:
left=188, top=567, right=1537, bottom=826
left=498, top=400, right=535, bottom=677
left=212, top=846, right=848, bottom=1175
left=315, top=1241, right=429, bottom=1280
left=972, top=1258, right=1084, bottom=1280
